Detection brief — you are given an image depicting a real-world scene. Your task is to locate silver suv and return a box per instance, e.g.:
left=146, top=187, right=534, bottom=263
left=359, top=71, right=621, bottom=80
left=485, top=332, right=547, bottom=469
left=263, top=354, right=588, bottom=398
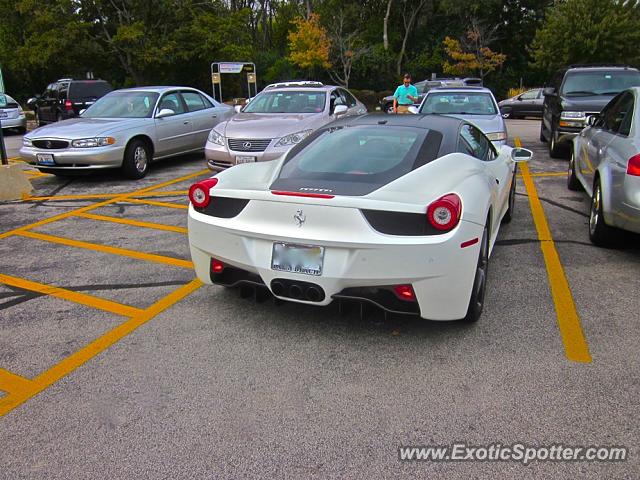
left=205, top=81, right=367, bottom=170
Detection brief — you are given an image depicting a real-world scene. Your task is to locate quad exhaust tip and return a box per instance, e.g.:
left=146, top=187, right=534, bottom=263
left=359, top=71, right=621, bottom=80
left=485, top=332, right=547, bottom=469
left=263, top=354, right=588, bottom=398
left=269, top=279, right=325, bottom=303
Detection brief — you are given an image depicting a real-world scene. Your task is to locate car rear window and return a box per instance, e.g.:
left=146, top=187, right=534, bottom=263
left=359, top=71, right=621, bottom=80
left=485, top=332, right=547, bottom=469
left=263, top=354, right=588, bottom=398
left=420, top=92, right=497, bottom=115
left=270, top=125, right=437, bottom=196
left=69, top=81, right=113, bottom=99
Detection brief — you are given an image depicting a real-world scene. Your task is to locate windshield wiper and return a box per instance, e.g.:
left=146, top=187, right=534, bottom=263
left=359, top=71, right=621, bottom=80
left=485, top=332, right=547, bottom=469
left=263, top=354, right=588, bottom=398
left=598, top=91, right=622, bottom=95
left=564, top=91, right=597, bottom=96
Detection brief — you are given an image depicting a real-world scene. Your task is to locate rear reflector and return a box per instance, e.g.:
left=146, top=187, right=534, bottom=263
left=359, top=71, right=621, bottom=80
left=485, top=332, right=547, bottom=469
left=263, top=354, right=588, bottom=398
left=392, top=284, right=416, bottom=302
left=211, top=258, right=224, bottom=273
left=460, top=238, right=479, bottom=248
left=628, top=154, right=640, bottom=176
left=271, top=190, right=334, bottom=199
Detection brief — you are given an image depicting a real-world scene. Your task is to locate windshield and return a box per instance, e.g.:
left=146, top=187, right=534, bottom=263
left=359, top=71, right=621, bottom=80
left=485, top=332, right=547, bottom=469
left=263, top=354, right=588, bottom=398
left=561, top=70, right=640, bottom=96
left=69, top=81, right=113, bottom=99
left=420, top=92, right=497, bottom=115
left=244, top=91, right=326, bottom=114
left=82, top=91, right=159, bottom=118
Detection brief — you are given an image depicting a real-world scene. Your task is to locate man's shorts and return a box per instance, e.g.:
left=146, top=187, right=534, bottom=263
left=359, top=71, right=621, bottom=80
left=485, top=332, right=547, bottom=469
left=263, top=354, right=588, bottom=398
left=396, top=105, right=411, bottom=114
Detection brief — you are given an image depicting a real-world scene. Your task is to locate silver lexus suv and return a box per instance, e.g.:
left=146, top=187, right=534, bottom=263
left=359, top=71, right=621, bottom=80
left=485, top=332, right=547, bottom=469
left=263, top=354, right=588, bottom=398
left=205, top=81, right=367, bottom=170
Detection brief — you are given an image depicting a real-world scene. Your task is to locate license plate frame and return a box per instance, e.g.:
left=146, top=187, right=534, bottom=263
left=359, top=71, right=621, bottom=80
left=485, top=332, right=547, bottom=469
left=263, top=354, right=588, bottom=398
left=236, top=155, right=256, bottom=164
left=36, top=153, right=55, bottom=166
left=271, top=243, right=324, bottom=276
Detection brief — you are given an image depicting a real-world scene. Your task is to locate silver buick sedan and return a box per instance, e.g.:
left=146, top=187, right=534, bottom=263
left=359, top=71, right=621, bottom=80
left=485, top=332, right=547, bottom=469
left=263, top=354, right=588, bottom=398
left=20, top=86, right=233, bottom=178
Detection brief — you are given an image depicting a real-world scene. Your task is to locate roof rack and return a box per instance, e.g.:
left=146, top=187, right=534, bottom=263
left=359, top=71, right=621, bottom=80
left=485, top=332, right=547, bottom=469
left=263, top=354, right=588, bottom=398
left=264, top=81, right=324, bottom=89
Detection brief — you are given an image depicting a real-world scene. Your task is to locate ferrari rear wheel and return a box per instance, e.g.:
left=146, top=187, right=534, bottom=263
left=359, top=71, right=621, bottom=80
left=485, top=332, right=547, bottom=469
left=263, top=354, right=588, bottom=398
left=461, top=223, right=489, bottom=323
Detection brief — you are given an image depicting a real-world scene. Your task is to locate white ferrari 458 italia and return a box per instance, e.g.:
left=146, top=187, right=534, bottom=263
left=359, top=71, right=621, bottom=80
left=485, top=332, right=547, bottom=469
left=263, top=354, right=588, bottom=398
left=188, top=114, right=532, bottom=322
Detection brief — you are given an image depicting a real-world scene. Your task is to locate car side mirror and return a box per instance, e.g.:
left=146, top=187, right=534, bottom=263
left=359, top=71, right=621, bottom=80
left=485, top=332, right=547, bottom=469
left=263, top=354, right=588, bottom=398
left=511, top=147, right=533, bottom=162
left=234, top=105, right=242, bottom=113
left=542, top=87, right=556, bottom=97
left=156, top=108, right=175, bottom=118
left=586, top=114, right=599, bottom=127
left=334, top=104, right=348, bottom=116
left=26, top=97, right=37, bottom=108
left=408, top=106, right=419, bottom=114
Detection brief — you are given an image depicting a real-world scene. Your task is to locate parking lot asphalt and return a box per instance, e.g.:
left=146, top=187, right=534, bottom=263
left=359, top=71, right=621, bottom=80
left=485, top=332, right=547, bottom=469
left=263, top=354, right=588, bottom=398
left=0, top=120, right=638, bottom=479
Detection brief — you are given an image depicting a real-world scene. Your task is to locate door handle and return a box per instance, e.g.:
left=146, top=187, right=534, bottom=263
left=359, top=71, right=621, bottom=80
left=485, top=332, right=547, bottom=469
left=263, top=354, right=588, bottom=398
left=495, top=178, right=500, bottom=184
left=183, top=121, right=190, bottom=125
left=211, top=114, right=217, bottom=118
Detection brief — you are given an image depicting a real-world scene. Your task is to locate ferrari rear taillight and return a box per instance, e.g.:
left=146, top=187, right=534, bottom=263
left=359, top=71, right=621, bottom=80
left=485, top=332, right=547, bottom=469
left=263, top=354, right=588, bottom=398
left=426, top=193, right=462, bottom=231
left=64, top=99, right=73, bottom=111
left=627, top=154, right=640, bottom=176
left=189, top=178, right=218, bottom=208
left=393, top=284, right=416, bottom=302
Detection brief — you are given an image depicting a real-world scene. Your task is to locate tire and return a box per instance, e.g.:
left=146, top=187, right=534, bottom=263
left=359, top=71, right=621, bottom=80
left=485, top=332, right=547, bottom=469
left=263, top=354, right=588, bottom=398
left=548, top=127, right=567, bottom=158
left=36, top=110, right=44, bottom=127
left=501, top=109, right=511, bottom=119
left=588, top=178, right=621, bottom=247
left=384, top=102, right=394, bottom=114
left=567, top=151, right=582, bottom=191
left=121, top=139, right=151, bottom=179
left=17, top=126, right=27, bottom=135
left=502, top=169, right=517, bottom=224
left=461, top=222, right=489, bottom=323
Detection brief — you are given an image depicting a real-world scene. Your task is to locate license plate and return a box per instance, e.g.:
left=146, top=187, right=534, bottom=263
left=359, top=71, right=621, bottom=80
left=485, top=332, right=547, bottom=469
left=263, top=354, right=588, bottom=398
left=236, top=155, right=256, bottom=164
left=271, top=243, right=324, bottom=276
left=0, top=112, right=7, bottom=118
left=36, top=154, right=55, bottom=166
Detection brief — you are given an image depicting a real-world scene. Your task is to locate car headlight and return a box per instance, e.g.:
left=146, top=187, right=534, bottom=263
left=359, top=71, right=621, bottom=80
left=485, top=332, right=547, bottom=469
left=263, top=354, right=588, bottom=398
left=23, top=137, right=33, bottom=147
left=560, top=111, right=586, bottom=121
left=486, top=132, right=507, bottom=141
left=208, top=129, right=225, bottom=146
left=275, top=129, right=313, bottom=147
left=71, top=137, right=116, bottom=148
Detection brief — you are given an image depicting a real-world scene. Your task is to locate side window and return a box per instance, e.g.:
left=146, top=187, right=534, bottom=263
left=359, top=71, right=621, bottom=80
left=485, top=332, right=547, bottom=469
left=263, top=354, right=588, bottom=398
left=459, top=124, right=491, bottom=160
left=51, top=84, right=60, bottom=100
left=604, top=92, right=634, bottom=135
left=520, top=90, right=538, bottom=100
left=181, top=91, right=207, bottom=112
left=601, top=93, right=628, bottom=133
left=158, top=92, right=186, bottom=115
left=44, top=84, right=54, bottom=99
left=200, top=94, right=214, bottom=109
left=330, top=90, right=344, bottom=113
left=340, top=89, right=357, bottom=108
left=57, top=83, right=69, bottom=101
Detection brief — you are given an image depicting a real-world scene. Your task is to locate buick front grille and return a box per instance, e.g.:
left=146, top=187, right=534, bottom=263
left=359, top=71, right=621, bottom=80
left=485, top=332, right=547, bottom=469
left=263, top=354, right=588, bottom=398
left=32, top=139, right=69, bottom=149
left=227, top=138, right=271, bottom=152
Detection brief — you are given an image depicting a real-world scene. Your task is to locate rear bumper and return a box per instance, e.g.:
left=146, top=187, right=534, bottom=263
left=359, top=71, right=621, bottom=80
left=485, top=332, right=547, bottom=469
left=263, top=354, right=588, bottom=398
left=1, top=117, right=26, bottom=129
left=19, top=145, right=125, bottom=169
left=188, top=206, right=485, bottom=321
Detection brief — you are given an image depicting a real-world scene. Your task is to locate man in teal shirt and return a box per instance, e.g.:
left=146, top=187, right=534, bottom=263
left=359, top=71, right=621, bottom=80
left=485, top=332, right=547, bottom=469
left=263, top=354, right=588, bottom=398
left=393, top=73, right=419, bottom=114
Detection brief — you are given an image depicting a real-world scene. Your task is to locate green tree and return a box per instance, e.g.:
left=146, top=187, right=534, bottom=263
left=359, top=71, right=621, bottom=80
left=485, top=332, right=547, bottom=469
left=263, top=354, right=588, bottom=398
left=531, top=0, right=640, bottom=73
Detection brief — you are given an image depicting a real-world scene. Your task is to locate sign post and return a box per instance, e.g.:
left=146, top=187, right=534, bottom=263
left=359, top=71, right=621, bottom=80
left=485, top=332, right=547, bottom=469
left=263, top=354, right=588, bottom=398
left=0, top=90, right=7, bottom=166
left=210, top=62, right=257, bottom=104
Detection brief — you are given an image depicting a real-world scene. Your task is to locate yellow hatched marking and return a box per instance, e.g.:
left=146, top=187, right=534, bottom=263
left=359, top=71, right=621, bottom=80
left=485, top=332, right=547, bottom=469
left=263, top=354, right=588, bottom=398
left=0, top=369, right=36, bottom=396
left=0, top=279, right=202, bottom=417
left=0, top=273, right=143, bottom=318
left=74, top=212, right=187, bottom=234
left=15, top=230, right=193, bottom=269
left=124, top=198, right=189, bottom=210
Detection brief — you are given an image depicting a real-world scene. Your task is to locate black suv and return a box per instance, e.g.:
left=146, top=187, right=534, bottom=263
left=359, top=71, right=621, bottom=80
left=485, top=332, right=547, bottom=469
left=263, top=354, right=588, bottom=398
left=29, top=79, right=113, bottom=125
left=540, top=65, right=640, bottom=157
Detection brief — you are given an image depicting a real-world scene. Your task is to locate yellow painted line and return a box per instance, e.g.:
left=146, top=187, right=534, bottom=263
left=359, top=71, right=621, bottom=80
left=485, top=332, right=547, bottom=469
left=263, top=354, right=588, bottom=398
left=516, top=137, right=591, bottom=363
left=124, top=198, right=189, bottom=210
left=16, top=230, right=193, bottom=269
left=74, top=212, right=187, bottom=234
left=0, top=369, right=36, bottom=396
left=517, top=172, right=566, bottom=178
left=0, top=169, right=208, bottom=240
left=0, top=278, right=202, bottom=417
left=0, top=273, right=143, bottom=318
left=137, top=189, right=188, bottom=197
left=20, top=189, right=189, bottom=203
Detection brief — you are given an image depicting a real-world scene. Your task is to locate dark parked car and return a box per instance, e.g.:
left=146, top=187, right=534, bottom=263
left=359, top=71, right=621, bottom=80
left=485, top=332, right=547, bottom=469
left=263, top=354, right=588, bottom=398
left=28, top=79, right=113, bottom=126
left=498, top=88, right=543, bottom=119
left=380, top=77, right=482, bottom=113
left=540, top=65, right=640, bottom=158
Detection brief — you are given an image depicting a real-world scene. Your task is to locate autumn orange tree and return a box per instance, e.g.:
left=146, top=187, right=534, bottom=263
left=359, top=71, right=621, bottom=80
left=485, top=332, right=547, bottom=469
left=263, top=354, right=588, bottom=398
left=443, top=20, right=506, bottom=80
left=287, top=13, right=331, bottom=78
